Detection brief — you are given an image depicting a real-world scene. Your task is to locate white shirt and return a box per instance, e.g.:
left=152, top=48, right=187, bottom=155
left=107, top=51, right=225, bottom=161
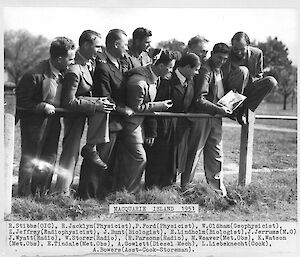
left=214, top=69, right=224, bottom=99
left=175, top=68, right=187, bottom=87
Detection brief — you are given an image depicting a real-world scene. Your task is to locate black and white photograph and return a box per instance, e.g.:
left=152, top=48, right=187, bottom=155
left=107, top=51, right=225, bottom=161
left=1, top=0, right=298, bottom=256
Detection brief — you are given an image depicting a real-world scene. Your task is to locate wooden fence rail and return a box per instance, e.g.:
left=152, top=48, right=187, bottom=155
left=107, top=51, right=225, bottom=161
left=3, top=91, right=297, bottom=215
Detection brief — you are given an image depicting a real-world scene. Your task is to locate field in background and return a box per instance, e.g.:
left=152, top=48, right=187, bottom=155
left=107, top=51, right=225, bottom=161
left=8, top=101, right=297, bottom=221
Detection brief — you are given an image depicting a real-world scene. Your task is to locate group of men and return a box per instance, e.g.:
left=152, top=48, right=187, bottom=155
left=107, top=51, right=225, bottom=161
left=16, top=27, right=277, bottom=204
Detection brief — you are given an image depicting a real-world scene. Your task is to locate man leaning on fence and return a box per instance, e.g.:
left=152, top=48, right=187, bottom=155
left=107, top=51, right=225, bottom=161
left=16, top=37, right=76, bottom=196
left=77, top=29, right=136, bottom=199
left=145, top=53, right=201, bottom=189
left=222, top=31, right=277, bottom=124
left=183, top=43, right=236, bottom=204
left=114, top=49, right=175, bottom=193
left=54, top=30, right=115, bottom=196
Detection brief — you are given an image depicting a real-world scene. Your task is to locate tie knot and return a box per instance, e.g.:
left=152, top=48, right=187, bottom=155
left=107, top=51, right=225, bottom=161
left=183, top=79, right=188, bottom=87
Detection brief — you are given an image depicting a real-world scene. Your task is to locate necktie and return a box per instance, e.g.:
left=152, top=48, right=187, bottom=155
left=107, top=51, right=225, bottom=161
left=87, top=61, right=94, bottom=74
left=183, top=80, right=192, bottom=110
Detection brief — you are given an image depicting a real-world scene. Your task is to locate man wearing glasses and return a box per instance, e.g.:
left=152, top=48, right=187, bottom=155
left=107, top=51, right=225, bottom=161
left=222, top=31, right=277, bottom=124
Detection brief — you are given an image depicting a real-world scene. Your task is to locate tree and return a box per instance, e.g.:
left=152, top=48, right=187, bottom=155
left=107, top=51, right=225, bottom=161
left=4, top=30, right=50, bottom=84
left=256, top=37, right=296, bottom=109
left=157, top=38, right=186, bottom=54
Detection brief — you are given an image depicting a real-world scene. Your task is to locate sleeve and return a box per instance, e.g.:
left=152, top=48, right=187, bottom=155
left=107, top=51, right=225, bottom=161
left=93, top=63, right=112, bottom=99
left=61, top=66, right=96, bottom=115
left=143, top=79, right=171, bottom=138
left=16, top=73, right=42, bottom=112
left=193, top=68, right=226, bottom=115
left=254, top=50, right=264, bottom=81
left=126, top=79, right=167, bottom=112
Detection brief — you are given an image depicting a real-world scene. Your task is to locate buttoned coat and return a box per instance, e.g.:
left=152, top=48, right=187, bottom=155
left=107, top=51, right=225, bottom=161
left=145, top=71, right=194, bottom=188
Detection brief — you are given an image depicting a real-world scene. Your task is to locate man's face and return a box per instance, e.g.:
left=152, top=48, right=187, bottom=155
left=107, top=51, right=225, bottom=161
left=85, top=36, right=102, bottom=60
left=231, top=38, right=248, bottom=60
left=139, top=36, right=152, bottom=52
left=211, top=52, right=229, bottom=69
left=159, top=59, right=175, bottom=78
left=116, top=34, right=129, bottom=58
left=184, top=64, right=201, bottom=80
left=58, top=49, right=76, bottom=71
left=191, top=42, right=208, bottom=62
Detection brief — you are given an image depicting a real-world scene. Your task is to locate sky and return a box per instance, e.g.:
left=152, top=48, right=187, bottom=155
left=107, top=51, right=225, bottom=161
left=2, top=7, right=298, bottom=65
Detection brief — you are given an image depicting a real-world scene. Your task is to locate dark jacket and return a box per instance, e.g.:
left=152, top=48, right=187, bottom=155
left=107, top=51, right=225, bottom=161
left=16, top=60, right=52, bottom=112
left=92, top=52, right=137, bottom=131
left=192, top=58, right=228, bottom=115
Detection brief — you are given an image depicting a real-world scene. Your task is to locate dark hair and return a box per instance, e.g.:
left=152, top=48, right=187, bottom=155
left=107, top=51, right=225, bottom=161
left=50, top=37, right=75, bottom=58
left=187, top=35, right=209, bottom=48
left=151, top=49, right=176, bottom=66
left=178, top=53, right=201, bottom=68
left=132, top=27, right=152, bottom=41
left=231, top=31, right=250, bottom=45
left=212, top=43, right=230, bottom=54
left=105, top=29, right=127, bottom=47
left=79, top=30, right=101, bottom=46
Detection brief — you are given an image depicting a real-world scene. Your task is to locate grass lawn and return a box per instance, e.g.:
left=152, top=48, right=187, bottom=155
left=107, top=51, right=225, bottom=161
left=6, top=99, right=298, bottom=221
left=7, top=169, right=297, bottom=221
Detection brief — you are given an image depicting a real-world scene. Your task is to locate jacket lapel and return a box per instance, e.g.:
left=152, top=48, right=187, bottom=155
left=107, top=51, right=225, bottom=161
left=80, top=65, right=93, bottom=86
left=41, top=60, right=53, bottom=79
left=172, top=72, right=185, bottom=96
left=75, top=51, right=93, bottom=86
left=107, top=58, right=123, bottom=82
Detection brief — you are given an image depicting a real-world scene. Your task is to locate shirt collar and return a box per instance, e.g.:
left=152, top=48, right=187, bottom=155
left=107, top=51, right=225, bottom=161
left=106, top=51, right=119, bottom=68
left=49, top=60, right=60, bottom=78
left=175, top=68, right=186, bottom=86
left=148, top=65, right=158, bottom=84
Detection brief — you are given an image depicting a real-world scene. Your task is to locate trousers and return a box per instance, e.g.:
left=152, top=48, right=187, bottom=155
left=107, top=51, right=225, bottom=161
left=181, top=117, right=227, bottom=196
left=227, top=66, right=277, bottom=111
left=114, top=140, right=146, bottom=194
left=55, top=112, right=109, bottom=195
left=18, top=114, right=61, bottom=196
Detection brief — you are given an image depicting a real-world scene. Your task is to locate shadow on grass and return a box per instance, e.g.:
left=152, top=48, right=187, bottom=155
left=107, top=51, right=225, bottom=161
left=6, top=170, right=297, bottom=221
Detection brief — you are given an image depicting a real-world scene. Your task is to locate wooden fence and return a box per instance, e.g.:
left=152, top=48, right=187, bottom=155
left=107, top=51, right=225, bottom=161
left=3, top=91, right=297, bottom=215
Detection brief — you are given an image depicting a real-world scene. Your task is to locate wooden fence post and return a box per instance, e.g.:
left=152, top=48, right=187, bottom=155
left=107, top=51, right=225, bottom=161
left=238, top=110, right=255, bottom=186
left=4, top=90, right=15, bottom=215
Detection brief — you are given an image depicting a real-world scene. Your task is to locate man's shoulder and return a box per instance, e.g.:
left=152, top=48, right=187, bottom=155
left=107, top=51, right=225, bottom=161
left=123, top=53, right=141, bottom=69
left=20, top=60, right=50, bottom=82
left=200, top=60, right=213, bottom=73
left=249, top=46, right=263, bottom=55
left=66, top=63, right=83, bottom=75
left=95, top=57, right=110, bottom=70
left=28, top=60, right=49, bottom=74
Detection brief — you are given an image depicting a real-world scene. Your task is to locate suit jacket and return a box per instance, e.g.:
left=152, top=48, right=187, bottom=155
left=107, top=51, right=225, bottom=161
left=122, top=65, right=167, bottom=143
left=147, top=70, right=194, bottom=137
left=192, top=58, right=228, bottom=115
left=93, top=53, right=128, bottom=131
left=222, top=46, right=264, bottom=84
left=16, top=59, right=52, bottom=114
left=61, top=51, right=97, bottom=115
